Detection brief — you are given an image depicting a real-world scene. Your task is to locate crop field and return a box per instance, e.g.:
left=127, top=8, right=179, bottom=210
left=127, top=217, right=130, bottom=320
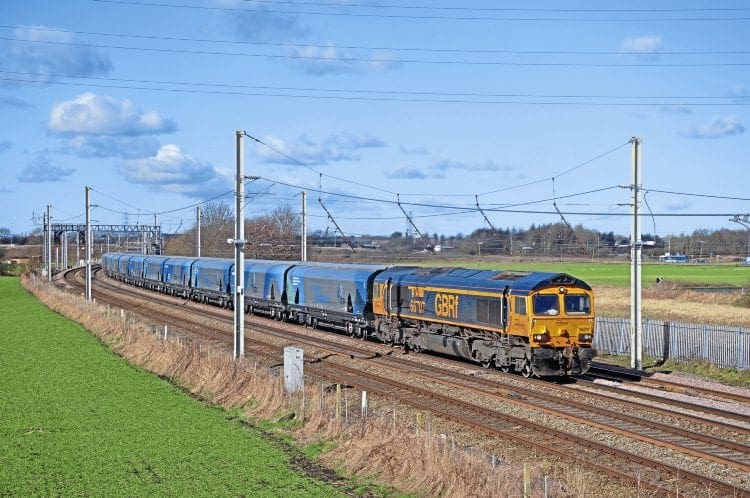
left=0, top=277, right=341, bottom=497
left=460, top=261, right=750, bottom=288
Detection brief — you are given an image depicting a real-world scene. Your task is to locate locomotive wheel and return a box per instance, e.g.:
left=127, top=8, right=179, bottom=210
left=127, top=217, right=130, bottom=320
left=520, top=361, right=533, bottom=378
left=346, top=322, right=354, bottom=336
left=499, top=363, right=512, bottom=373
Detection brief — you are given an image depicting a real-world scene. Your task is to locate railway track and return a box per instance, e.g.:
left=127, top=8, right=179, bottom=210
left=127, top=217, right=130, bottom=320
left=58, top=267, right=749, bottom=496
left=589, top=362, right=750, bottom=405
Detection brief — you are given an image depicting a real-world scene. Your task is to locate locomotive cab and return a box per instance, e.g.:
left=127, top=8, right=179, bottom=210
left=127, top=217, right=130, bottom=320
left=516, top=285, right=596, bottom=376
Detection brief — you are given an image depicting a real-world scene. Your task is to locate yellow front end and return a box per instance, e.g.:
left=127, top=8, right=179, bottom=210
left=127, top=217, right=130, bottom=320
left=528, top=287, right=595, bottom=348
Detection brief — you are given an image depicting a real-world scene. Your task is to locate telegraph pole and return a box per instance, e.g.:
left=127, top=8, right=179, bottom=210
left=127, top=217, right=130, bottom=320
left=630, top=137, right=643, bottom=370
left=231, top=130, right=247, bottom=359
left=85, top=186, right=92, bottom=301
left=301, top=190, right=307, bottom=262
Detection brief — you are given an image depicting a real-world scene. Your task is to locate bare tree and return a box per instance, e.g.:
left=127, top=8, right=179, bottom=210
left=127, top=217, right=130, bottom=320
left=246, top=205, right=301, bottom=260
left=164, top=201, right=235, bottom=257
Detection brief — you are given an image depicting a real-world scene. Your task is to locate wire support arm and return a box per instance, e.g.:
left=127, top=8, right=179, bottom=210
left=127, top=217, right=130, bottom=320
left=475, top=195, right=512, bottom=255
left=397, top=194, right=434, bottom=253
left=318, top=197, right=356, bottom=252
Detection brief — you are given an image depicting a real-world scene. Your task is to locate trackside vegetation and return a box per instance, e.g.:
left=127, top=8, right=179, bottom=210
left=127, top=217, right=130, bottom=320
left=0, top=277, right=343, bottom=497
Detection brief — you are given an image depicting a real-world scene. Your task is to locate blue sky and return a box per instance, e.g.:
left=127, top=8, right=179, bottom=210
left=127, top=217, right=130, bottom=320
left=1, top=0, right=748, bottom=239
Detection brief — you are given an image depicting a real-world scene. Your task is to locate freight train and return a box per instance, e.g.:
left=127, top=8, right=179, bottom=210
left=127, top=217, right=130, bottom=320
left=101, top=252, right=596, bottom=377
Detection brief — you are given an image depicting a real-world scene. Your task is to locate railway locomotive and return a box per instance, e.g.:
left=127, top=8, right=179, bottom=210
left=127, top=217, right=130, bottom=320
left=101, top=252, right=596, bottom=377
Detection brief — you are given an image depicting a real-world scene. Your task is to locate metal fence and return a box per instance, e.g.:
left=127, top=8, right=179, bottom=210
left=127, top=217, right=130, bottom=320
left=594, top=317, right=750, bottom=371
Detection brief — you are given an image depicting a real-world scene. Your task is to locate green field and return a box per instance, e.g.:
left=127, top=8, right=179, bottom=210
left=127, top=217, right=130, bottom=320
left=0, top=277, right=342, bottom=496
left=444, top=261, right=750, bottom=288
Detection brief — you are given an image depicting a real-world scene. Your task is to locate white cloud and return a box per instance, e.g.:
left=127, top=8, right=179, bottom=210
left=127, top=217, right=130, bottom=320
left=18, top=156, right=75, bottom=183
left=67, top=136, right=162, bottom=159
left=291, top=43, right=398, bottom=76
left=1, top=26, right=111, bottom=79
left=385, top=166, right=445, bottom=180
left=657, top=105, right=692, bottom=115
left=620, top=35, right=662, bottom=57
left=0, top=97, right=34, bottom=109
left=117, top=145, right=215, bottom=185
left=255, top=133, right=386, bottom=165
left=225, top=4, right=309, bottom=42
left=117, top=144, right=231, bottom=198
left=48, top=93, right=176, bottom=136
left=399, top=146, right=429, bottom=155
left=431, top=159, right=511, bottom=173
left=387, top=158, right=513, bottom=180
left=666, top=199, right=691, bottom=211
left=680, top=116, right=745, bottom=139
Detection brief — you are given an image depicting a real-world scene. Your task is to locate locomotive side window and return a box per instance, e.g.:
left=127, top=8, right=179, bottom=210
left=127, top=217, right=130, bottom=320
left=564, top=294, right=590, bottom=315
left=533, top=294, right=559, bottom=316
left=514, top=297, right=527, bottom=316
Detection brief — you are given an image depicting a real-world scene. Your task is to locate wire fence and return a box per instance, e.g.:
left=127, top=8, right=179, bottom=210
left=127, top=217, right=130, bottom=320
left=595, top=317, right=750, bottom=370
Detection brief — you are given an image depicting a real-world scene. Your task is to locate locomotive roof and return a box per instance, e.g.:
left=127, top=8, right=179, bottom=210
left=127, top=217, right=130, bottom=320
left=377, top=266, right=591, bottom=293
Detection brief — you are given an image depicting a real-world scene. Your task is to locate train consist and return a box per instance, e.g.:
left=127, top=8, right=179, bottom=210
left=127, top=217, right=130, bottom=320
left=101, top=252, right=596, bottom=377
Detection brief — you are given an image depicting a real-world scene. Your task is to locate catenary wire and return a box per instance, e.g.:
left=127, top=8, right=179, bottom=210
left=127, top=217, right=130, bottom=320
left=91, top=0, right=750, bottom=22
left=5, top=37, right=750, bottom=67
left=259, top=176, right=740, bottom=218
left=477, top=141, right=630, bottom=197
left=5, top=76, right=749, bottom=107
left=4, top=70, right=748, bottom=103
left=240, top=1, right=750, bottom=14
left=5, top=25, right=750, bottom=56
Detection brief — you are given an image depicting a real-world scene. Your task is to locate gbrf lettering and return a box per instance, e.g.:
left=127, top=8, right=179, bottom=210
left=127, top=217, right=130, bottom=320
left=434, top=293, right=459, bottom=319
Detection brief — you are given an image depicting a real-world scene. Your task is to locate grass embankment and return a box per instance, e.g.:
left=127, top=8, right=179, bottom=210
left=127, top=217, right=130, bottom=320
left=0, top=277, right=341, bottom=496
left=16, top=275, right=615, bottom=497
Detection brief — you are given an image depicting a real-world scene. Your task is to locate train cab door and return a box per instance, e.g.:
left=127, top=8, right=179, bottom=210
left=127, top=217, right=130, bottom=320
left=510, top=294, right=530, bottom=336
left=372, top=279, right=390, bottom=317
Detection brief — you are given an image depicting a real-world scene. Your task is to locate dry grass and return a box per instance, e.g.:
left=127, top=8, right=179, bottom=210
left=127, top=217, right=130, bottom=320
left=595, top=284, right=750, bottom=328
left=23, top=275, right=641, bottom=497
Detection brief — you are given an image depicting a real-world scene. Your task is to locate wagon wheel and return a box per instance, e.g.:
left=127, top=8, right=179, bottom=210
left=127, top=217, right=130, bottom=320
left=346, top=322, right=354, bottom=336
left=499, top=363, right=512, bottom=373
left=311, top=318, right=318, bottom=329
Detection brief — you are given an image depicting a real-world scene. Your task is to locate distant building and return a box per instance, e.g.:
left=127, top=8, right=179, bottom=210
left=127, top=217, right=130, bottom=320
left=659, top=253, right=689, bottom=263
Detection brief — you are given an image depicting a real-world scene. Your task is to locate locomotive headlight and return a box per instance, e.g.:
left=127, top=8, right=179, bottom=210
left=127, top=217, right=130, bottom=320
left=579, top=333, right=593, bottom=342
left=533, top=333, right=550, bottom=343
